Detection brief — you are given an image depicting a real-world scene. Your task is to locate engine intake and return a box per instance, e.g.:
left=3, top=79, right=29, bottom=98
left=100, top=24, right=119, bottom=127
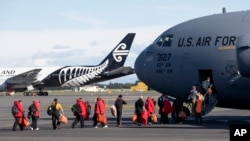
left=236, top=33, right=250, bottom=77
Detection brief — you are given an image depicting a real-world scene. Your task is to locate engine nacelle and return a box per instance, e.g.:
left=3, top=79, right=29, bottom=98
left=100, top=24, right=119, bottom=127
left=236, top=33, right=250, bottom=77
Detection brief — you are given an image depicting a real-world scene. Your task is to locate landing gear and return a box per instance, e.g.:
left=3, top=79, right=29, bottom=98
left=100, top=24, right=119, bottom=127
left=38, top=91, right=48, bottom=96
left=23, top=91, right=48, bottom=96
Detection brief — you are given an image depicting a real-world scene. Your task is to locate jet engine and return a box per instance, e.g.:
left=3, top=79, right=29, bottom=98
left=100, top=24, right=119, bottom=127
left=236, top=33, right=250, bottom=78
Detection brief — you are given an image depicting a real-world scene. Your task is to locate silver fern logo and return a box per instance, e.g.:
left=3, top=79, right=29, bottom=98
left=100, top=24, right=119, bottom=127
left=113, top=43, right=129, bottom=62
left=58, top=60, right=109, bottom=87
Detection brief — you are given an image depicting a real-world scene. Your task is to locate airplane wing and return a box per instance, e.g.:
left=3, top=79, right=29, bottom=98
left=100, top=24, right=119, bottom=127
left=6, top=69, right=42, bottom=86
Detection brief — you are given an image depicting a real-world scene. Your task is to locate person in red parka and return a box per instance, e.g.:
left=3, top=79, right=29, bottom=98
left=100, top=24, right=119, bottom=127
left=162, top=96, right=172, bottom=124
left=93, top=97, right=108, bottom=128
left=12, top=100, right=24, bottom=131
left=28, top=100, right=40, bottom=130
left=71, top=98, right=86, bottom=128
left=145, top=97, right=155, bottom=124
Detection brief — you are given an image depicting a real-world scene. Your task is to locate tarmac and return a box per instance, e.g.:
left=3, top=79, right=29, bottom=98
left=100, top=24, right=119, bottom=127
left=0, top=91, right=250, bottom=141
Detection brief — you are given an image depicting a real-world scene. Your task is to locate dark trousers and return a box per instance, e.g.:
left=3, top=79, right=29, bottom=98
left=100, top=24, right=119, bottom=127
left=31, top=116, right=38, bottom=129
left=162, top=114, right=169, bottom=124
left=71, top=115, right=84, bottom=128
left=12, top=117, right=24, bottom=131
left=116, top=110, right=122, bottom=126
left=136, top=112, right=142, bottom=125
left=52, top=115, right=60, bottom=129
left=195, top=113, right=202, bottom=124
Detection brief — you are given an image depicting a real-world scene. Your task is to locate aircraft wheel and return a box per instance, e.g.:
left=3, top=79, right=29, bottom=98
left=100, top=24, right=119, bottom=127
left=38, top=92, right=48, bottom=96
left=44, top=92, right=48, bottom=96
left=23, top=92, right=29, bottom=96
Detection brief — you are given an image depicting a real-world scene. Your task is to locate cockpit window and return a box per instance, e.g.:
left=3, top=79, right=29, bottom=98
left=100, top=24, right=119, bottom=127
left=154, top=34, right=173, bottom=47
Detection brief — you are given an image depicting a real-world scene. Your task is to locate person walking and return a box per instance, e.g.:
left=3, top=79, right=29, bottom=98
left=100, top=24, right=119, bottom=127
left=145, top=97, right=155, bottom=124
left=93, top=97, right=108, bottom=128
left=114, top=94, right=127, bottom=127
left=194, top=93, right=204, bottom=125
left=161, top=96, right=172, bottom=124
left=28, top=100, right=40, bottom=130
left=12, top=100, right=24, bottom=131
left=158, top=94, right=164, bottom=124
left=71, top=98, right=86, bottom=128
left=188, top=86, right=198, bottom=114
left=134, top=96, right=144, bottom=126
left=51, top=98, right=64, bottom=130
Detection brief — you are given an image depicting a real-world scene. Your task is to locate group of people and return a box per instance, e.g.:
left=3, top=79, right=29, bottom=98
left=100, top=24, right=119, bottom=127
left=11, top=94, right=128, bottom=131
left=134, top=96, right=159, bottom=125
left=187, top=76, right=213, bottom=124
left=11, top=78, right=213, bottom=131
left=12, top=99, right=40, bottom=131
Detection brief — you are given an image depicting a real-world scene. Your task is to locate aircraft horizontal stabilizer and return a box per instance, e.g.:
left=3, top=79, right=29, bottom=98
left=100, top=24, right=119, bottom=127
left=104, top=67, right=134, bottom=76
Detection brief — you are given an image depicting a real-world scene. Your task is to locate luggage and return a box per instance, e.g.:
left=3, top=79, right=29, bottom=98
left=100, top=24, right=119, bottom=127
left=97, top=114, right=107, bottom=124
left=19, top=116, right=29, bottom=127
left=178, top=111, right=186, bottom=120
left=59, top=115, right=68, bottom=124
left=110, top=105, right=117, bottom=117
left=151, top=113, right=157, bottom=123
left=131, top=114, right=137, bottom=122
left=141, top=110, right=149, bottom=125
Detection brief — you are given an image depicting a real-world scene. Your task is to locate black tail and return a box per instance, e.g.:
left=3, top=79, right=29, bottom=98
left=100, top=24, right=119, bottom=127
left=99, top=33, right=136, bottom=71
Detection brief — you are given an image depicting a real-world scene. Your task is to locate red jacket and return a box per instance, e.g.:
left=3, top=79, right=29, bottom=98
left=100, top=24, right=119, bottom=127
left=77, top=99, right=86, bottom=116
left=145, top=97, right=155, bottom=114
left=14, top=101, right=24, bottom=118
left=32, top=100, right=40, bottom=117
left=94, top=97, right=105, bottom=115
left=162, top=99, right=172, bottom=115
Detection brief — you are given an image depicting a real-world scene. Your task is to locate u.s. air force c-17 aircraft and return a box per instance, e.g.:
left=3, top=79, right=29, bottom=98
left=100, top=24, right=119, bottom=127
left=135, top=10, right=250, bottom=120
left=0, top=33, right=135, bottom=96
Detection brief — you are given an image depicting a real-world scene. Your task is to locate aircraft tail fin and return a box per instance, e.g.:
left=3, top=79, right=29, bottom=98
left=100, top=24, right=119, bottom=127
left=99, top=33, right=135, bottom=71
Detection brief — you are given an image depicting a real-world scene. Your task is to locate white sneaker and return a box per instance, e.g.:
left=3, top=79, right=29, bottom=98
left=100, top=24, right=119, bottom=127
left=30, top=126, right=33, bottom=130
left=103, top=125, right=108, bottom=128
left=35, top=128, right=39, bottom=130
left=94, top=126, right=98, bottom=128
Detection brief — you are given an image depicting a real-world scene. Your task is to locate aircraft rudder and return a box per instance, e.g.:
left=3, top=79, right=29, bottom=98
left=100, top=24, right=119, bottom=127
left=99, top=33, right=136, bottom=70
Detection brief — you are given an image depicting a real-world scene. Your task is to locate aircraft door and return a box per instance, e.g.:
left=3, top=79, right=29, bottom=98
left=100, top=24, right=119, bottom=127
left=198, top=69, right=219, bottom=115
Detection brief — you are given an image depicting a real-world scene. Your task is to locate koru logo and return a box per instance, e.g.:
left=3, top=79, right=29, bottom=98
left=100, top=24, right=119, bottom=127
left=112, top=43, right=129, bottom=62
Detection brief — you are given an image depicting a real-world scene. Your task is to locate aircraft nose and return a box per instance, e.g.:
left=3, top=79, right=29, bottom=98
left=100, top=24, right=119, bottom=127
left=134, top=45, right=154, bottom=83
left=134, top=50, right=144, bottom=81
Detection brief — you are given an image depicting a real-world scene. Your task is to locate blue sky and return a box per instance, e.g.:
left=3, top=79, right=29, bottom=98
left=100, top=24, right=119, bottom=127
left=0, top=0, right=249, bottom=84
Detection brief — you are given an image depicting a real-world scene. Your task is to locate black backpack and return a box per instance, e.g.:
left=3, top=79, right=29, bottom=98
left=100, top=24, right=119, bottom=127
left=47, top=105, right=53, bottom=116
left=71, top=104, right=81, bottom=114
left=29, top=104, right=36, bottom=113
left=87, top=105, right=91, bottom=115
left=11, top=105, right=19, bottom=115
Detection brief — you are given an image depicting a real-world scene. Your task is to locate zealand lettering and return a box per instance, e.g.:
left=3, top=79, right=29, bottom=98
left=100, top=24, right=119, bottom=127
left=1, top=70, right=15, bottom=75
